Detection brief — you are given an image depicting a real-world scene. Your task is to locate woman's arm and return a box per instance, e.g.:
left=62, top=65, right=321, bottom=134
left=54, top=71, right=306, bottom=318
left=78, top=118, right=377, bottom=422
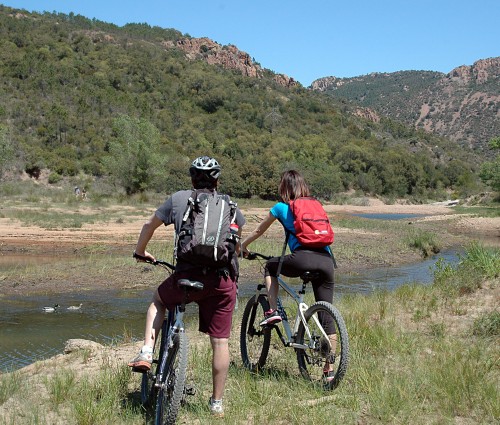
left=241, top=212, right=276, bottom=253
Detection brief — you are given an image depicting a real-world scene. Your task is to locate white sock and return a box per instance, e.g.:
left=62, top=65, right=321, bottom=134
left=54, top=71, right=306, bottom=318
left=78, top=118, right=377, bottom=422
left=141, top=345, right=153, bottom=354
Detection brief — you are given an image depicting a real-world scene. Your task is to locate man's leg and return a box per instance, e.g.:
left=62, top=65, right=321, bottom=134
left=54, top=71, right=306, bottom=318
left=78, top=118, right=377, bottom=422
left=144, top=289, right=166, bottom=349
left=210, top=336, right=230, bottom=400
left=129, top=289, right=166, bottom=370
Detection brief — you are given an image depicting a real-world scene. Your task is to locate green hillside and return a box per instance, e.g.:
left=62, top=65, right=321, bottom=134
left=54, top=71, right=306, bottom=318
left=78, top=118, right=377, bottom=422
left=0, top=5, right=483, bottom=199
left=312, top=64, right=500, bottom=158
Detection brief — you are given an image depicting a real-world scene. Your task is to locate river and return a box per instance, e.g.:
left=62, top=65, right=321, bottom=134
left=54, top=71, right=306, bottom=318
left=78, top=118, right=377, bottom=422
left=0, top=247, right=461, bottom=372
left=6, top=211, right=488, bottom=372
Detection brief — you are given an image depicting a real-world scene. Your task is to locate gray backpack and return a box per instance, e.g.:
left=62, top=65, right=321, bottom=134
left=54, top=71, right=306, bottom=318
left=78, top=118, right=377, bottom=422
left=176, top=189, right=238, bottom=268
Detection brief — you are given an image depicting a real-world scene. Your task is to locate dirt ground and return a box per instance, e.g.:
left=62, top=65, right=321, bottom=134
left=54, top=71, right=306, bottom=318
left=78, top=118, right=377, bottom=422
left=1, top=198, right=497, bottom=251
left=0, top=199, right=498, bottom=424
left=0, top=198, right=498, bottom=296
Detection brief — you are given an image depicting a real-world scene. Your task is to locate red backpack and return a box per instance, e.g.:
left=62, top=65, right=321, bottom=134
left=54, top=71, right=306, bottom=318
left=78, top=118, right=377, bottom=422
left=289, top=197, right=334, bottom=248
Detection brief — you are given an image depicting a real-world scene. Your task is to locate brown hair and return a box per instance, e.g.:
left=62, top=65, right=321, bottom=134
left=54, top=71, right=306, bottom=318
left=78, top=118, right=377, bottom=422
left=278, top=170, right=310, bottom=203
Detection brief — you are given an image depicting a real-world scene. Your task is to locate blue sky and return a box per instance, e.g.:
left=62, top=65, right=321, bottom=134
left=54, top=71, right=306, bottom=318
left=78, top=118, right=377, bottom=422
left=3, top=0, right=500, bottom=86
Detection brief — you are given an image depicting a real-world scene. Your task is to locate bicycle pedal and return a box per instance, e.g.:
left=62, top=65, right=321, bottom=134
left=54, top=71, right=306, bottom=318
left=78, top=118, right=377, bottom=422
left=184, top=386, right=196, bottom=396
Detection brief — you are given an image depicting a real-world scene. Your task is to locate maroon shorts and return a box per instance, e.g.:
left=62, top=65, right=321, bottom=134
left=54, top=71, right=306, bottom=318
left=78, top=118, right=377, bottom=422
left=157, top=270, right=237, bottom=339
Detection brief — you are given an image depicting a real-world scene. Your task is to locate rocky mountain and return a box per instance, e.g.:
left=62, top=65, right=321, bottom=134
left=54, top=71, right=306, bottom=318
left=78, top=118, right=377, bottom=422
left=162, top=37, right=298, bottom=88
left=311, top=58, right=500, bottom=158
left=0, top=5, right=485, bottom=199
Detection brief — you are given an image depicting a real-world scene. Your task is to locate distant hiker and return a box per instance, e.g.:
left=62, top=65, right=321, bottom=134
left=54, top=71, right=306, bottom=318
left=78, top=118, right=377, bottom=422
left=74, top=186, right=81, bottom=197
left=81, top=188, right=87, bottom=200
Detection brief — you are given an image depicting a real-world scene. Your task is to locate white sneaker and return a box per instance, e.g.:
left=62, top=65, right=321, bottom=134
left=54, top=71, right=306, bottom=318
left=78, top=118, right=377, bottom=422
left=127, top=346, right=153, bottom=372
left=208, top=397, right=224, bottom=417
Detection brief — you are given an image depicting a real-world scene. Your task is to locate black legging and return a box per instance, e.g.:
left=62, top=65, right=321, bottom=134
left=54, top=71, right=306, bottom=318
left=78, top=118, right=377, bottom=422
left=265, top=248, right=336, bottom=334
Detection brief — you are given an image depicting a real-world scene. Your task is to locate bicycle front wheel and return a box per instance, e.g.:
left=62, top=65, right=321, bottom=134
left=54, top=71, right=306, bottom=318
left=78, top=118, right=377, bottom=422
left=141, top=322, right=167, bottom=408
left=296, top=301, right=349, bottom=390
left=240, top=294, right=271, bottom=372
left=155, top=331, right=189, bottom=425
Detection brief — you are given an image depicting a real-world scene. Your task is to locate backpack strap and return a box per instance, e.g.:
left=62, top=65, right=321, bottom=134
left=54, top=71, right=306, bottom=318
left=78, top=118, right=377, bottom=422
left=174, top=191, right=196, bottom=262
left=276, top=231, right=290, bottom=277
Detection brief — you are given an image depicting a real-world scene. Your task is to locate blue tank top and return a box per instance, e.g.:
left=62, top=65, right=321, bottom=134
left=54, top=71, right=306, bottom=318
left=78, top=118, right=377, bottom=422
left=270, top=202, right=332, bottom=255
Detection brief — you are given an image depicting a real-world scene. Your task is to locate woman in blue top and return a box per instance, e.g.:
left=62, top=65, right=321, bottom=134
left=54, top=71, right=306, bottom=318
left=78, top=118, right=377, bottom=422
left=241, top=170, right=336, bottom=378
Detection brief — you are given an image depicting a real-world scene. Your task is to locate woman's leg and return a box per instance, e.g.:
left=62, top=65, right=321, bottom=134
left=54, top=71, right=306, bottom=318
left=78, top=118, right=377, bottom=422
left=264, top=275, right=279, bottom=310
left=264, top=254, right=302, bottom=311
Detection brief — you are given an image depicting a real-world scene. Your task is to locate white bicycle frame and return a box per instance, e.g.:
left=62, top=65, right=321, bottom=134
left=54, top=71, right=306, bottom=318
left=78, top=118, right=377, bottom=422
left=256, top=275, right=331, bottom=351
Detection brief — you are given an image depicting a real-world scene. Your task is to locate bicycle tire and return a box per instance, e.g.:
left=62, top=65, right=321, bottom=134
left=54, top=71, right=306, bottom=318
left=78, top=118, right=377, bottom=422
left=296, top=301, right=349, bottom=389
left=155, top=331, right=189, bottom=425
left=240, top=294, right=272, bottom=372
left=141, top=322, right=167, bottom=408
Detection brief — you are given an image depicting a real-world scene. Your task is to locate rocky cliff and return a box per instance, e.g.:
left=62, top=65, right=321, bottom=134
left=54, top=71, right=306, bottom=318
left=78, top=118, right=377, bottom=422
left=311, top=58, right=500, bottom=157
left=163, top=37, right=298, bottom=88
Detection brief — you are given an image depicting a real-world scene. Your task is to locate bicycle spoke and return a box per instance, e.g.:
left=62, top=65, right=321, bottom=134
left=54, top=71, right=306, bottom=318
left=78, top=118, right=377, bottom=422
left=240, top=294, right=272, bottom=372
left=296, top=301, right=349, bottom=389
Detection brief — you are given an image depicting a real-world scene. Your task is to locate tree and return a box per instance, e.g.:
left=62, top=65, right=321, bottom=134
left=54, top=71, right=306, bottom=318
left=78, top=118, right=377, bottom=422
left=0, top=125, right=15, bottom=179
left=102, top=115, right=165, bottom=194
left=479, top=137, right=500, bottom=191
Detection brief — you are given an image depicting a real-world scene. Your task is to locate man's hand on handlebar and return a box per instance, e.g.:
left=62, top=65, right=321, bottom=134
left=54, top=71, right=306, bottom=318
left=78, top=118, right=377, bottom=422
left=243, top=251, right=257, bottom=260
left=133, top=251, right=156, bottom=263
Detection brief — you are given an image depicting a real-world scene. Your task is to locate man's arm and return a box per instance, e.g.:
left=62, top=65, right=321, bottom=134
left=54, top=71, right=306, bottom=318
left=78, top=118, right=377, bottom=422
left=134, top=213, right=164, bottom=261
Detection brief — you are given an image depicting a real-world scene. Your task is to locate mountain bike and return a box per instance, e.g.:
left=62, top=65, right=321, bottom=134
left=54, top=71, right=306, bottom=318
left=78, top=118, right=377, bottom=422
left=133, top=253, right=200, bottom=425
left=240, top=252, right=349, bottom=389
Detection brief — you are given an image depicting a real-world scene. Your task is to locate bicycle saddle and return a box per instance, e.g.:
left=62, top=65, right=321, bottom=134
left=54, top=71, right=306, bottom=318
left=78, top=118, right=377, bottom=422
left=300, top=271, right=320, bottom=282
left=177, top=278, right=204, bottom=290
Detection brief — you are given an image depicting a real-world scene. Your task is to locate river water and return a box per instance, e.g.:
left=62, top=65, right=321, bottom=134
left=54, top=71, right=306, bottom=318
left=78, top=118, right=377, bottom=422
left=3, top=212, right=486, bottom=373
left=0, top=248, right=461, bottom=373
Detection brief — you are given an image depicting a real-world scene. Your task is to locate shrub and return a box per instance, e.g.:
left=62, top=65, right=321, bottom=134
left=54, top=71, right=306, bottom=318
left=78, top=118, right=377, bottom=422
left=48, top=172, right=63, bottom=184
left=472, top=311, right=500, bottom=337
left=405, top=228, right=441, bottom=257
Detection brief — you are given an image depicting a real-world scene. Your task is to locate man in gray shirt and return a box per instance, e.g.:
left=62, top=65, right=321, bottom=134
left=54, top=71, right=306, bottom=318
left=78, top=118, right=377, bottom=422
left=128, top=156, right=245, bottom=417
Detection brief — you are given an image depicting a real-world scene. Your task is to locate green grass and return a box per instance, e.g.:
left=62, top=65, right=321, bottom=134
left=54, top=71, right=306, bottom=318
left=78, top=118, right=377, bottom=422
left=461, top=242, right=500, bottom=279
left=453, top=205, right=500, bottom=218
left=2, top=244, right=498, bottom=424
left=44, top=369, right=76, bottom=409
left=472, top=311, right=500, bottom=337
left=433, top=242, right=500, bottom=296
left=0, top=371, right=23, bottom=405
left=72, top=366, right=135, bottom=425
left=405, top=227, right=441, bottom=257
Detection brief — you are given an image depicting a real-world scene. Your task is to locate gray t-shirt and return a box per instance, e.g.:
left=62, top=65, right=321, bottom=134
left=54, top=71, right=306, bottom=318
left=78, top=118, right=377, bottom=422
left=155, top=189, right=246, bottom=275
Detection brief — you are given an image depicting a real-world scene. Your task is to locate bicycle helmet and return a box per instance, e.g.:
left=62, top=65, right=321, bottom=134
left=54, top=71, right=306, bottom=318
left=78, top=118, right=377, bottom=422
left=189, top=156, right=221, bottom=180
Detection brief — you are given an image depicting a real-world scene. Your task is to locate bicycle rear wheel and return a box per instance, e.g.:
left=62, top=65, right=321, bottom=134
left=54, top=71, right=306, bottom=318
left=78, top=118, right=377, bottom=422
left=155, top=331, right=189, bottom=425
left=240, top=294, right=271, bottom=372
left=141, top=321, right=168, bottom=408
left=296, top=301, right=349, bottom=389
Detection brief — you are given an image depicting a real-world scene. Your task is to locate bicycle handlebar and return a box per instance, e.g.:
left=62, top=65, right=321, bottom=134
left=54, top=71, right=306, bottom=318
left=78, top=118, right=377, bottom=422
left=245, top=251, right=272, bottom=261
left=133, top=252, right=175, bottom=271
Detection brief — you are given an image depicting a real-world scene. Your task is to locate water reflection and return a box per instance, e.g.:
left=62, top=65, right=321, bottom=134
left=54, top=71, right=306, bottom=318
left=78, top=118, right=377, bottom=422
left=335, top=249, right=460, bottom=294
left=0, top=289, right=201, bottom=372
left=236, top=249, right=461, bottom=298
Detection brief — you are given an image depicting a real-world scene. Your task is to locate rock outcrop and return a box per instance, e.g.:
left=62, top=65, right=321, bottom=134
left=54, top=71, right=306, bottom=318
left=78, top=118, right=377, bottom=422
left=310, top=58, right=500, bottom=156
left=163, top=37, right=298, bottom=88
